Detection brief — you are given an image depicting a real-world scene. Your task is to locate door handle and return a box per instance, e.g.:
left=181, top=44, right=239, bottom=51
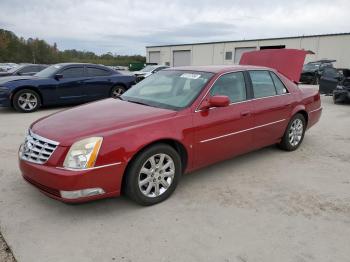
left=240, top=111, right=251, bottom=117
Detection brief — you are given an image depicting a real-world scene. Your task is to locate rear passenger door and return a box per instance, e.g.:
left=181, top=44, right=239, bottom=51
left=248, top=70, right=292, bottom=149
left=193, top=72, right=255, bottom=168
left=85, top=67, right=114, bottom=100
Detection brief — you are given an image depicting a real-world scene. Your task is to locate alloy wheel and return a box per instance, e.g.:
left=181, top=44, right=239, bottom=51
left=112, top=87, right=125, bottom=98
left=18, top=93, right=38, bottom=111
left=138, top=153, right=175, bottom=198
left=288, top=118, right=304, bottom=147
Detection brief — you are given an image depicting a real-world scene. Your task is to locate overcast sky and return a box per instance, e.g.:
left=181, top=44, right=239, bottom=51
left=0, top=0, right=349, bottom=55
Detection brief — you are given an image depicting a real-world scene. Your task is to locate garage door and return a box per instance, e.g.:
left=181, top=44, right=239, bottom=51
left=149, top=51, right=160, bottom=64
left=234, top=47, right=256, bottom=64
left=173, top=50, right=191, bottom=67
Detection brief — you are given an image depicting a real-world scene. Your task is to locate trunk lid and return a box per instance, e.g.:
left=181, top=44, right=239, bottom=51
left=239, top=49, right=311, bottom=83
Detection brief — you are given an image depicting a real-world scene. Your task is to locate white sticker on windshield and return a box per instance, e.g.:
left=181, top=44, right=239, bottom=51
left=180, top=73, right=201, bottom=79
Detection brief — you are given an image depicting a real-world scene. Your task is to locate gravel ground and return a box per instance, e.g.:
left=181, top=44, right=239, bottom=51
left=0, top=232, right=15, bottom=262
left=0, top=93, right=349, bottom=262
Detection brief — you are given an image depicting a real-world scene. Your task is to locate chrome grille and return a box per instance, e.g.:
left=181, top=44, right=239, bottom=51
left=20, top=130, right=59, bottom=164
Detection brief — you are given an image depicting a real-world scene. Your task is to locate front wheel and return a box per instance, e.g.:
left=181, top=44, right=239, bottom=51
left=278, top=114, right=306, bottom=151
left=124, top=144, right=182, bottom=205
left=13, top=89, right=41, bottom=113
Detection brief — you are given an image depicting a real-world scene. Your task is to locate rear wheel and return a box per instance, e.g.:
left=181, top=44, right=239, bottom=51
left=124, top=144, right=181, bottom=205
left=110, top=86, right=126, bottom=98
left=13, top=89, right=41, bottom=113
left=278, top=114, right=306, bottom=151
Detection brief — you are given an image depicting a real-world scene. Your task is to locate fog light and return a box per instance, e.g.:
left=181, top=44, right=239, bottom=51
left=60, top=188, right=105, bottom=199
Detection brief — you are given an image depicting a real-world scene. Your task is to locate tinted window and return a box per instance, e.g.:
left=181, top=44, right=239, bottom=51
left=225, top=51, right=232, bottom=60
left=270, top=72, right=288, bottom=95
left=87, top=67, right=111, bottom=77
left=249, top=71, right=276, bottom=98
left=210, top=72, right=246, bottom=103
left=323, top=68, right=338, bottom=78
left=19, top=66, right=38, bottom=73
left=61, top=67, right=84, bottom=78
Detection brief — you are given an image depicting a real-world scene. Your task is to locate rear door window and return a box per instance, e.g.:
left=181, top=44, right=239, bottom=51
left=87, top=67, right=111, bottom=77
left=270, top=72, right=288, bottom=95
left=249, top=71, right=277, bottom=98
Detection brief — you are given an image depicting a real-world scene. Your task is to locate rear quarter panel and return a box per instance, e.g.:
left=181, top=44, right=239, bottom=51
left=111, top=74, right=136, bottom=89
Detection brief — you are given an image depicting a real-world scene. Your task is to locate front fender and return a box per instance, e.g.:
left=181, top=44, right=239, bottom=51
left=96, top=114, right=194, bottom=172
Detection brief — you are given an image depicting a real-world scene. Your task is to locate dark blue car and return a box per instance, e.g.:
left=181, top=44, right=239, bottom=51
left=0, top=63, right=136, bottom=112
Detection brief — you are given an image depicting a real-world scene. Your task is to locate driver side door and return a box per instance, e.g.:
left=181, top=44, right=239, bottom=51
left=193, top=72, right=255, bottom=169
left=55, top=66, right=87, bottom=104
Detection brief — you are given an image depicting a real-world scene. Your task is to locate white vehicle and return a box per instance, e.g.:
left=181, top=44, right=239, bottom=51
left=134, top=65, right=169, bottom=82
left=0, top=63, right=18, bottom=72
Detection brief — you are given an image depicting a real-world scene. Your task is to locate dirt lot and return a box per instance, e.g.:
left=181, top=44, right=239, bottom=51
left=0, top=94, right=349, bottom=262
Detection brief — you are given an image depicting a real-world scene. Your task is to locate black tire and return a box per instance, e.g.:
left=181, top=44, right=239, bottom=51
left=12, top=89, right=41, bottom=113
left=110, top=85, right=126, bottom=98
left=124, top=144, right=182, bottom=206
left=278, top=113, right=306, bottom=151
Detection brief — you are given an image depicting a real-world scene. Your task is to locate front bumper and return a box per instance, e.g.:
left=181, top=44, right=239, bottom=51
left=19, top=158, right=126, bottom=203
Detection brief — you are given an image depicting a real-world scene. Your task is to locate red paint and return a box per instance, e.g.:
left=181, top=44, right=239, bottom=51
left=20, top=62, right=322, bottom=203
left=239, top=49, right=310, bottom=83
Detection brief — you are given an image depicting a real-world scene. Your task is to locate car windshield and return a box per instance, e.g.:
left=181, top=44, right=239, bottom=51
left=121, top=70, right=214, bottom=110
left=140, top=65, right=158, bottom=72
left=35, top=64, right=62, bottom=77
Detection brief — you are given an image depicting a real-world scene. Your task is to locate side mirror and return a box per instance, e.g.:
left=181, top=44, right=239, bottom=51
left=200, top=95, right=230, bottom=110
left=55, top=74, right=63, bottom=80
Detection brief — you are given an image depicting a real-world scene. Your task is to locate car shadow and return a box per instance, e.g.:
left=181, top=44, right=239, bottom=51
left=30, top=145, right=284, bottom=219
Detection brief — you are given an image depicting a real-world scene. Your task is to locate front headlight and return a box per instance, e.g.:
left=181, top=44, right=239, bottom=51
left=336, top=85, right=344, bottom=90
left=63, top=137, right=103, bottom=169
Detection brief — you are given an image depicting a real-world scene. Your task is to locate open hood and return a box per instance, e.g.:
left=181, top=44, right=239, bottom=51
left=239, top=49, right=311, bottom=83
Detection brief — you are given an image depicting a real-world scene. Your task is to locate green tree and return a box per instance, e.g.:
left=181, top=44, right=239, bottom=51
left=0, top=29, right=146, bottom=66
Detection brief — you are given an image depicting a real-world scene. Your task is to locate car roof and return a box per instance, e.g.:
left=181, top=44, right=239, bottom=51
left=55, top=63, right=108, bottom=67
left=164, top=65, right=271, bottom=74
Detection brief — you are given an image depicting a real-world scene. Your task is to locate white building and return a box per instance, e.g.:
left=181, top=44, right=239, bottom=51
left=146, top=33, right=350, bottom=68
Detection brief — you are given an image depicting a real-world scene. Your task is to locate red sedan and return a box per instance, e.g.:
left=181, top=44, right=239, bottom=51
left=19, top=49, right=322, bottom=205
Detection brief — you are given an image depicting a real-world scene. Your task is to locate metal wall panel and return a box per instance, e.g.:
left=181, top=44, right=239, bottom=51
left=234, top=47, right=257, bottom=64
left=149, top=51, right=161, bottom=64
left=173, top=50, right=191, bottom=66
